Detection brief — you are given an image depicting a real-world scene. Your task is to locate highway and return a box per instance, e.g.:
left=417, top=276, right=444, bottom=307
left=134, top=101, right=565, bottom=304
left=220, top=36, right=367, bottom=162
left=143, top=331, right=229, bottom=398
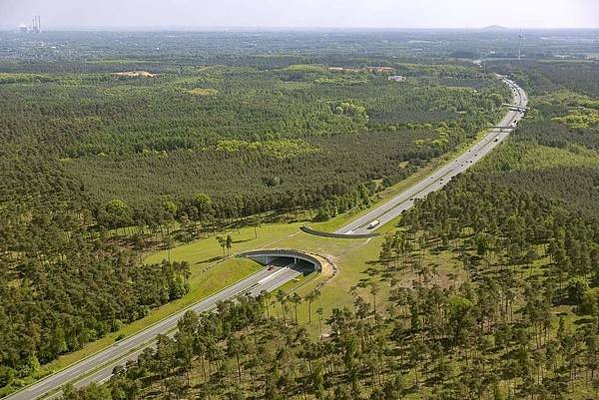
left=4, top=261, right=302, bottom=400
left=336, top=76, right=528, bottom=235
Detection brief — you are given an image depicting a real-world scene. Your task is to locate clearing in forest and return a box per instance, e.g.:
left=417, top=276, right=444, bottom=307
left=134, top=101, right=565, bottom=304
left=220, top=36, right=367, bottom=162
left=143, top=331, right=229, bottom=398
left=113, top=71, right=156, bottom=78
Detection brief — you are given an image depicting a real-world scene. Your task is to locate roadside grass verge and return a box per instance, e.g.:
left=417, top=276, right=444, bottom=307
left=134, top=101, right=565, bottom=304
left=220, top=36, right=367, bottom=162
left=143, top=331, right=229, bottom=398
left=146, top=220, right=390, bottom=336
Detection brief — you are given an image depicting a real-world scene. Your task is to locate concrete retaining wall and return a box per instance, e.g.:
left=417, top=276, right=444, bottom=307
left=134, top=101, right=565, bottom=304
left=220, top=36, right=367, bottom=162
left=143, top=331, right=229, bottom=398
left=300, top=225, right=379, bottom=239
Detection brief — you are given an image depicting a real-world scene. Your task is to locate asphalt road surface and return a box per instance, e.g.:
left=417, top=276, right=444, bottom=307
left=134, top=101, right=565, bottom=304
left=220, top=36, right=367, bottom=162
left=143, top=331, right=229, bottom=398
left=336, top=76, right=528, bottom=235
left=5, top=261, right=302, bottom=400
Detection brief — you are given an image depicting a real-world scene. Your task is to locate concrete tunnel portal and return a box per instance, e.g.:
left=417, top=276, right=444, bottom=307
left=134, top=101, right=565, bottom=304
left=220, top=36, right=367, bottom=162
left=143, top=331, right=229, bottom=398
left=239, top=249, right=322, bottom=274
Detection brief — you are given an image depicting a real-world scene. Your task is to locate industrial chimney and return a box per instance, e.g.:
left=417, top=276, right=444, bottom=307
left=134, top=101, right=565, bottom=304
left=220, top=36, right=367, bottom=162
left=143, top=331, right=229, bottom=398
left=31, top=16, right=42, bottom=33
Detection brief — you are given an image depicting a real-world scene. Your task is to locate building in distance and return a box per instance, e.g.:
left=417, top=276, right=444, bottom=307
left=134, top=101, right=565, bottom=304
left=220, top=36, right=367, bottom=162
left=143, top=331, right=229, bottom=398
left=19, top=16, right=42, bottom=33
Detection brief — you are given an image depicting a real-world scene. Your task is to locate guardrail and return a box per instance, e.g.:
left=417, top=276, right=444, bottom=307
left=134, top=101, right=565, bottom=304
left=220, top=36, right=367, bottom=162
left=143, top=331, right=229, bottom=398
left=300, top=225, right=380, bottom=239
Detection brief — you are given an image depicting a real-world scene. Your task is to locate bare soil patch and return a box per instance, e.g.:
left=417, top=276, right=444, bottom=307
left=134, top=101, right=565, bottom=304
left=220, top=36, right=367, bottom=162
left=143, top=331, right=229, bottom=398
left=113, top=71, right=156, bottom=78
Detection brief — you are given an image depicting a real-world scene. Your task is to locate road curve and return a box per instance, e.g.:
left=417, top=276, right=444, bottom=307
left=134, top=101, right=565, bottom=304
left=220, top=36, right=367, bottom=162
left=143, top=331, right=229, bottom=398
left=335, top=76, right=528, bottom=235
left=3, top=262, right=301, bottom=400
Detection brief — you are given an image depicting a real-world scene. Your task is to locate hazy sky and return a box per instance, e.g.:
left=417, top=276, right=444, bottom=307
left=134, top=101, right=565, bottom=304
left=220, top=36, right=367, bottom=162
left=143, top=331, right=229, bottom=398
left=1, top=0, right=598, bottom=29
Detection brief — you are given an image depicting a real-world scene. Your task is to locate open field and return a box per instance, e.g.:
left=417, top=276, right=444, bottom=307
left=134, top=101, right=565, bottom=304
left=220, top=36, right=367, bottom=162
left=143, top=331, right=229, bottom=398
left=146, top=221, right=384, bottom=321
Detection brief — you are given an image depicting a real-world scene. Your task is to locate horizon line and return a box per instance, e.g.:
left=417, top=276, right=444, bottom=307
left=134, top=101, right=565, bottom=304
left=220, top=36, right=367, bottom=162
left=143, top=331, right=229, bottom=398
left=2, top=24, right=599, bottom=32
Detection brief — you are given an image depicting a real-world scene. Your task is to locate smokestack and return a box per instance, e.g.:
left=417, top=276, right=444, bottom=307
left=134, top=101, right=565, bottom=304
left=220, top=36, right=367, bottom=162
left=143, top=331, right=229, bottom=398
left=29, top=15, right=42, bottom=33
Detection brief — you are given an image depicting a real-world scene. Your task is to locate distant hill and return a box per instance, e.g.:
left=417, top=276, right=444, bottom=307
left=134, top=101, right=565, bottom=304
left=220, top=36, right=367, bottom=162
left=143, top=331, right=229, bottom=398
left=481, top=25, right=509, bottom=31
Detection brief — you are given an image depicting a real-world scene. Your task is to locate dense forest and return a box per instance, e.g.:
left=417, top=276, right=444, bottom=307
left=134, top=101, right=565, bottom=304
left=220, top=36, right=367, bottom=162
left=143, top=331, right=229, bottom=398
left=0, top=61, right=508, bottom=226
left=0, top=142, right=191, bottom=394
left=0, top=32, right=512, bottom=395
left=59, top=167, right=599, bottom=399
left=58, top=178, right=599, bottom=399
left=58, top=45, right=599, bottom=399
left=1, top=29, right=598, bottom=399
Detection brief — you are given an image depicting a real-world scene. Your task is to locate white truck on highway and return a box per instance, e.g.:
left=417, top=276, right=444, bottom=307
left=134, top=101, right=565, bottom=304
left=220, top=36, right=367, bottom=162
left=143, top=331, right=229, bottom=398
left=367, top=220, right=380, bottom=229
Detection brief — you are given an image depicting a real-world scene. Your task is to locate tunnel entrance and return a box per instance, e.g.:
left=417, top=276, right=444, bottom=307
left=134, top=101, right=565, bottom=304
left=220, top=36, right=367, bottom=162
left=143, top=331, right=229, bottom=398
left=238, top=249, right=322, bottom=273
